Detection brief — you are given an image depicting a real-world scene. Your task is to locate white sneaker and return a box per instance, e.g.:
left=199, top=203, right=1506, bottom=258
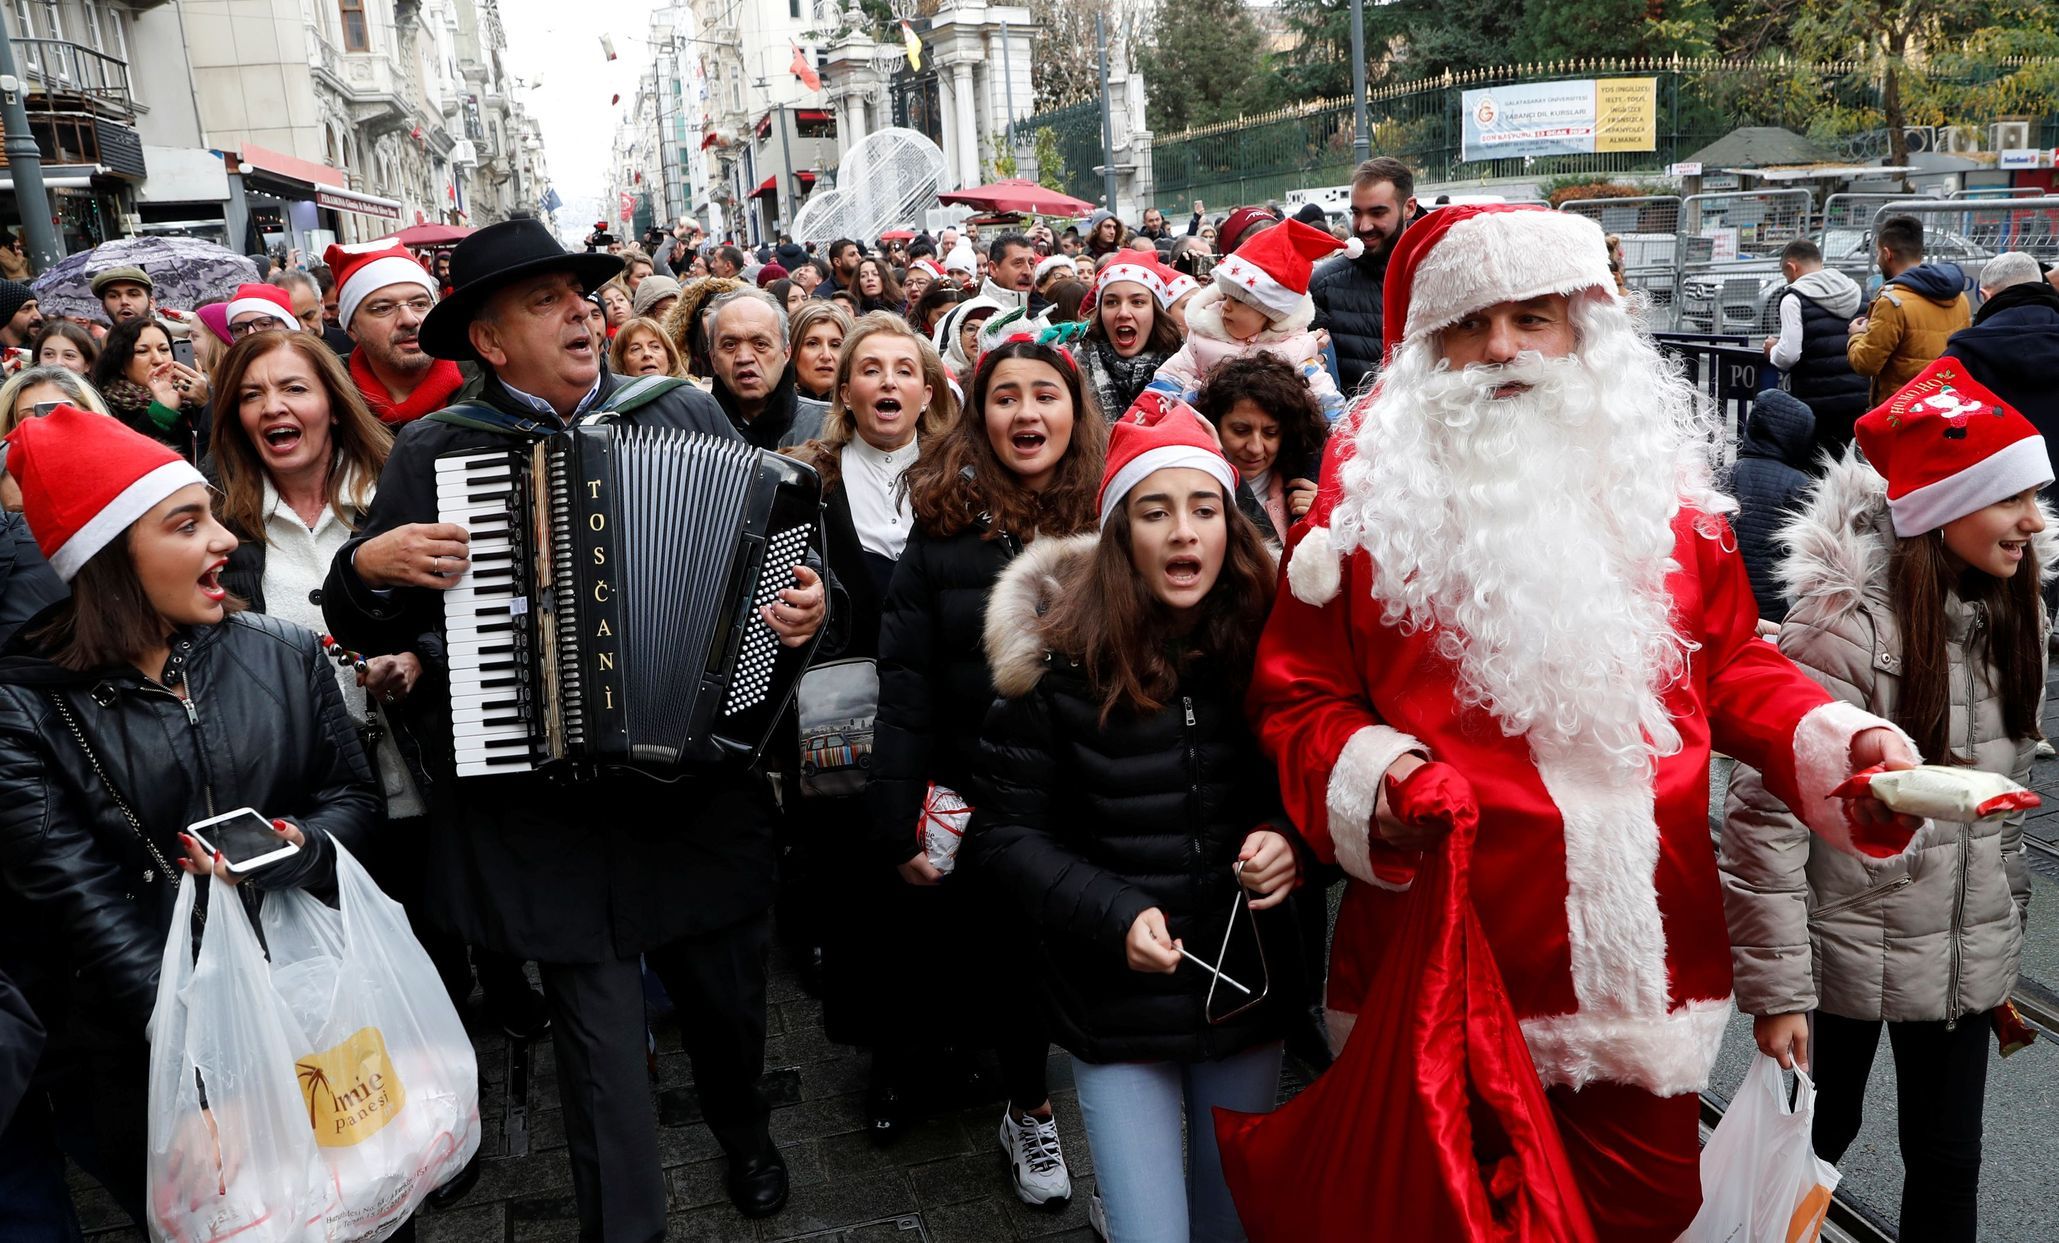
left=2037, top=739, right=2055, bottom=758
left=1088, top=1192, right=1109, bottom=1239
left=999, top=1106, right=1072, bottom=1207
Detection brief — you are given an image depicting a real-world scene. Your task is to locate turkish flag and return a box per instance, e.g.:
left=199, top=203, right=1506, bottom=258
left=790, top=43, right=821, bottom=92
left=1214, top=820, right=1597, bottom=1242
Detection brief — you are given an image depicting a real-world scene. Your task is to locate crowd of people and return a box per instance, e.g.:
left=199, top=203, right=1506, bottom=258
left=0, top=152, right=2049, bottom=1243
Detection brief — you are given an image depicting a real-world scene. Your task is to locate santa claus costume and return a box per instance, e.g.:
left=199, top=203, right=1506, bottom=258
left=1244, top=205, right=1915, bottom=1239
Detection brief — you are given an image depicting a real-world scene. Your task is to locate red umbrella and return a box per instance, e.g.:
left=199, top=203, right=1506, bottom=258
left=937, top=179, right=1097, bottom=217
left=380, top=223, right=475, bottom=247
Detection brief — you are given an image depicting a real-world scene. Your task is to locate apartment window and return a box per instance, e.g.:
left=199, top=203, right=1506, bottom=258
left=11, top=0, right=38, bottom=73
left=82, top=0, right=103, bottom=50
left=788, top=0, right=800, bottom=16
left=104, top=5, right=125, bottom=62
left=338, top=0, right=369, bottom=52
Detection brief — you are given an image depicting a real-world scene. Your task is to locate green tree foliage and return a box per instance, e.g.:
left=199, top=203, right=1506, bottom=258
left=1515, top=0, right=1716, bottom=61
left=1028, top=0, right=1117, bottom=109
left=1143, top=0, right=1270, bottom=133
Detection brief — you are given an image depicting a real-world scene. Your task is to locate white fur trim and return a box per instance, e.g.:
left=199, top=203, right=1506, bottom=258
left=1215, top=254, right=1301, bottom=322
left=1533, top=743, right=1670, bottom=1019
left=1097, top=445, right=1237, bottom=528
left=1792, top=699, right=1918, bottom=857
left=1404, top=211, right=1614, bottom=344
left=1520, top=995, right=1734, bottom=1095
left=1885, top=434, right=2053, bottom=537
left=1325, top=724, right=1427, bottom=887
left=982, top=534, right=1096, bottom=698
left=1287, top=523, right=1341, bottom=605
left=1092, top=261, right=1165, bottom=309
left=225, top=296, right=297, bottom=331
left=49, top=459, right=207, bottom=580
left=338, top=256, right=436, bottom=331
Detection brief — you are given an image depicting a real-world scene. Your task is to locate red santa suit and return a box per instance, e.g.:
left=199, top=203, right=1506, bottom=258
left=1248, top=206, right=1908, bottom=1240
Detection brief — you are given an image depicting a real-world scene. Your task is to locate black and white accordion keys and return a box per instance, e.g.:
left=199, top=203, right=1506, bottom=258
left=434, top=417, right=823, bottom=778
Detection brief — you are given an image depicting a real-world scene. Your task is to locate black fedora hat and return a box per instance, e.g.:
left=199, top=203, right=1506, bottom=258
left=420, top=218, right=624, bottom=362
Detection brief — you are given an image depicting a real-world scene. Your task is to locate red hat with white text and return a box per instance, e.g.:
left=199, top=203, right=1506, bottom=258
left=1098, top=390, right=1238, bottom=528
left=3, top=403, right=205, bottom=581
left=1213, top=219, right=1357, bottom=323
left=324, top=242, right=437, bottom=332
left=1855, top=358, right=2052, bottom=537
left=1381, top=204, right=1616, bottom=354
left=223, top=282, right=299, bottom=332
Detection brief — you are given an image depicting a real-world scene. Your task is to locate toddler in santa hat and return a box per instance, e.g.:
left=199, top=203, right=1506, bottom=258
left=1147, top=219, right=1349, bottom=420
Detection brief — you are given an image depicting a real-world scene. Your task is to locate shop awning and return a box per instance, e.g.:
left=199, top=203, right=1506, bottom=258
left=315, top=184, right=403, bottom=220
left=796, top=109, right=831, bottom=124
left=751, top=176, right=777, bottom=197
left=236, top=143, right=348, bottom=190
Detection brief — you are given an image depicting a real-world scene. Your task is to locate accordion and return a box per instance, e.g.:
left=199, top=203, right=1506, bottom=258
left=435, top=417, right=824, bottom=778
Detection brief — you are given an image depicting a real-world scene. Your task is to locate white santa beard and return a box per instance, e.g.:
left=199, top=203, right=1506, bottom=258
left=1332, top=319, right=1717, bottom=776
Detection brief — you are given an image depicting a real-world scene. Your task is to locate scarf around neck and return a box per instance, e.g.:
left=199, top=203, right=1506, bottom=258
left=349, top=348, right=466, bottom=425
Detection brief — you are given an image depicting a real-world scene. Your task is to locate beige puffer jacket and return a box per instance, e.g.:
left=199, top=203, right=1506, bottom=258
left=1721, top=452, right=2047, bottom=1024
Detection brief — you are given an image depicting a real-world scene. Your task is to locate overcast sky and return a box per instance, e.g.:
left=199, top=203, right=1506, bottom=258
left=501, top=0, right=667, bottom=239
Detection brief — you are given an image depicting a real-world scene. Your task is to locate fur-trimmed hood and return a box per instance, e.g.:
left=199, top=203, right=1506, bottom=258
left=983, top=533, right=1096, bottom=698
left=1777, top=449, right=2059, bottom=621
left=1186, top=284, right=1316, bottom=343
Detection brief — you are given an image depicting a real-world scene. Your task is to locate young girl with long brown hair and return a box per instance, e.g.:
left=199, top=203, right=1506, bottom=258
left=965, top=392, right=1309, bottom=1242
left=1722, top=362, right=2050, bottom=1243
left=868, top=336, right=1105, bottom=1199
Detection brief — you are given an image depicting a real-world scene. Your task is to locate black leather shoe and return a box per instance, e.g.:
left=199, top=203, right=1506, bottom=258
left=424, top=1151, right=480, bottom=1210
left=726, top=1148, right=789, bottom=1218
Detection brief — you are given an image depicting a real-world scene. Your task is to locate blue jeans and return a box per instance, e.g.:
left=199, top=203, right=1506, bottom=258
left=1070, top=1042, right=1283, bottom=1243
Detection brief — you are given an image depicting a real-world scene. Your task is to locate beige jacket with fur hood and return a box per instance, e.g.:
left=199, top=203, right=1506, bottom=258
left=1721, top=452, right=2047, bottom=1024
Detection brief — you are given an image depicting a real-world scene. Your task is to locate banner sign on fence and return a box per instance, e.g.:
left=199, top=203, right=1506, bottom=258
left=1461, top=78, right=1658, bottom=162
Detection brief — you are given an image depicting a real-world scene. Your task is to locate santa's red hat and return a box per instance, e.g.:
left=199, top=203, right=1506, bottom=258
left=1856, top=358, right=2052, bottom=537
left=324, top=242, right=436, bottom=331
left=3, top=403, right=205, bottom=581
left=1087, top=256, right=1168, bottom=310
left=1098, top=390, right=1238, bottom=527
left=1214, top=219, right=1358, bottom=323
left=1382, top=204, right=1615, bottom=354
left=223, top=283, right=298, bottom=332
left=1151, top=260, right=1198, bottom=308
left=909, top=257, right=947, bottom=282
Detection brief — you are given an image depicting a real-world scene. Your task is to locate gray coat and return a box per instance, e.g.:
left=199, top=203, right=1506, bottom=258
left=1721, top=452, right=2048, bottom=1024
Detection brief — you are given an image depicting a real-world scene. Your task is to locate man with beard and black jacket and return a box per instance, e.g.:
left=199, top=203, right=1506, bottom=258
left=1944, top=251, right=2059, bottom=481
left=1308, top=157, right=1421, bottom=395
left=1764, top=239, right=1868, bottom=465
left=322, top=220, right=829, bottom=1238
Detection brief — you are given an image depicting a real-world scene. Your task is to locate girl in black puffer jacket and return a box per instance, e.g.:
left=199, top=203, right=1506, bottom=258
left=869, top=338, right=1106, bottom=1202
left=964, top=396, right=1312, bottom=1243
left=0, top=407, right=378, bottom=1232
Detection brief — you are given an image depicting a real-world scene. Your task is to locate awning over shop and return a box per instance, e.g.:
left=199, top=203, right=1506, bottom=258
left=796, top=109, right=831, bottom=124
left=0, top=164, right=99, bottom=191
left=236, top=144, right=348, bottom=190
left=233, top=144, right=402, bottom=220
left=751, top=176, right=777, bottom=198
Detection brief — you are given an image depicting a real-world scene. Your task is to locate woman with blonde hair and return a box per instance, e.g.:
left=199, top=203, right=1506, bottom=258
left=0, top=365, right=110, bottom=511
left=609, top=316, right=685, bottom=378
left=784, top=312, right=957, bottom=1140
left=789, top=301, right=854, bottom=407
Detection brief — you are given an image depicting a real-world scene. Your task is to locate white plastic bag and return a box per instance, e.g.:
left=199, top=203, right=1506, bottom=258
left=1684, top=1053, right=1841, bottom=1243
left=147, top=842, right=480, bottom=1242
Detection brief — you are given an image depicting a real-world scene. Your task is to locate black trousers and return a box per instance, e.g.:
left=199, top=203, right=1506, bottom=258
left=536, top=957, right=667, bottom=1243
left=1811, top=1011, right=1991, bottom=1243
left=644, top=911, right=775, bottom=1158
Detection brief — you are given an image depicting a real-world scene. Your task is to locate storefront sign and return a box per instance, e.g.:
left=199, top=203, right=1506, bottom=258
left=1461, top=78, right=1658, bottom=162
left=1997, top=148, right=2044, bottom=169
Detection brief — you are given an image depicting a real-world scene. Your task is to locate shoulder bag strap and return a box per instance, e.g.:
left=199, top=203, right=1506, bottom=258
left=44, top=691, right=178, bottom=881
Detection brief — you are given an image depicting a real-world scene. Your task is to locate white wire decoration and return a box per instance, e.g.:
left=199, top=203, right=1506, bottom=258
left=789, top=127, right=949, bottom=246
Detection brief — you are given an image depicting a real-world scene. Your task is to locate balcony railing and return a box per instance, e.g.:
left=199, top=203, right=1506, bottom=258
left=12, top=38, right=131, bottom=114
left=305, top=24, right=342, bottom=80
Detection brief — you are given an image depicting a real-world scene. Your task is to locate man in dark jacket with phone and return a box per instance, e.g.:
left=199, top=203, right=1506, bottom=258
left=323, top=219, right=828, bottom=1239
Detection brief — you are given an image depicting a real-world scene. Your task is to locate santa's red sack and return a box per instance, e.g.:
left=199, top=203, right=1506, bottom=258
left=1213, top=814, right=1597, bottom=1242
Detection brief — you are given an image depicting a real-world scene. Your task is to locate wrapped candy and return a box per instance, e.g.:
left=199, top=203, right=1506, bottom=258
left=1830, top=764, right=2040, bottom=823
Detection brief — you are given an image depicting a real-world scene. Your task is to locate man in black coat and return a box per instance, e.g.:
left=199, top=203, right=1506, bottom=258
left=322, top=220, right=828, bottom=1239
left=1764, top=239, right=1868, bottom=466
left=1308, top=157, right=1420, bottom=395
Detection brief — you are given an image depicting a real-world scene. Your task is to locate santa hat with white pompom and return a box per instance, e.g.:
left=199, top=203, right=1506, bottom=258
left=1212, top=218, right=1360, bottom=324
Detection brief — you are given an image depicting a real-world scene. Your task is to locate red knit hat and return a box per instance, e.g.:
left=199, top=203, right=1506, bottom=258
left=323, top=242, right=436, bottom=331
left=1218, top=207, right=1280, bottom=257
left=1214, top=219, right=1357, bottom=322
left=3, top=403, right=206, bottom=580
left=224, top=282, right=299, bottom=332
left=1098, top=390, right=1238, bottom=527
left=1381, top=204, right=1615, bottom=355
left=1855, top=358, right=2052, bottom=537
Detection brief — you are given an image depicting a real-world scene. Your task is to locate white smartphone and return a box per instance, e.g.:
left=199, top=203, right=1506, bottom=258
left=186, top=807, right=300, bottom=871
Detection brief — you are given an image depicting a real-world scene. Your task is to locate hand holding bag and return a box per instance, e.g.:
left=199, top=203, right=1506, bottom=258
left=1683, top=1054, right=1841, bottom=1243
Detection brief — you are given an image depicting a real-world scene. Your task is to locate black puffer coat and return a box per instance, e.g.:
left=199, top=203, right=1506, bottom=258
left=962, top=535, right=1313, bottom=1064
left=1308, top=211, right=1422, bottom=395
left=1731, top=390, right=1816, bottom=622
left=0, top=611, right=380, bottom=1048
left=868, top=521, right=1021, bottom=866
left=1944, top=281, right=2059, bottom=486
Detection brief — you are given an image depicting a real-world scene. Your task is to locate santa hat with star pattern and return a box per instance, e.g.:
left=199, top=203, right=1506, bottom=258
left=1213, top=219, right=1359, bottom=324
left=3, top=403, right=206, bottom=581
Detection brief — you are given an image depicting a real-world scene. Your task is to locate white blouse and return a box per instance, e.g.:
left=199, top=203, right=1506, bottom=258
left=840, top=434, right=921, bottom=561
